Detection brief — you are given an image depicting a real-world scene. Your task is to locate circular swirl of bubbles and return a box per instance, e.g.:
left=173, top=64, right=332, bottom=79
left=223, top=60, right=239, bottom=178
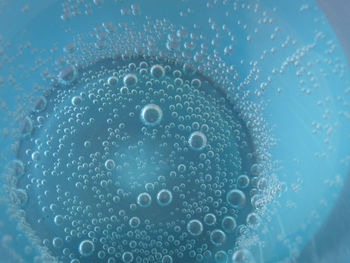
left=10, top=55, right=269, bottom=263
left=1, top=0, right=349, bottom=260
left=4, top=3, right=284, bottom=259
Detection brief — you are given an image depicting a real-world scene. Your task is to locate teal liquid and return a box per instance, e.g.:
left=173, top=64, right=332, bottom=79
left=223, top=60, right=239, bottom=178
left=0, top=1, right=349, bottom=263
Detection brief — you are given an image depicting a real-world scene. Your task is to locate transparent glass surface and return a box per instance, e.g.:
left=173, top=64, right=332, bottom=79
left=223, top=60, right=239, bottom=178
left=0, top=1, right=349, bottom=263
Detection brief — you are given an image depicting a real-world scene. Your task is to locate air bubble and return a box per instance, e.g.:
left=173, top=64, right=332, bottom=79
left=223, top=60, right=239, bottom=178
left=190, top=78, right=201, bottom=88
left=140, top=104, right=163, bottom=126
left=183, top=63, right=196, bottom=75
left=237, top=175, right=250, bottom=189
left=107, top=76, right=118, bottom=85
left=54, top=215, right=64, bottom=226
left=120, top=86, right=129, bottom=94
left=79, top=240, right=95, bottom=257
left=71, top=96, right=82, bottom=106
left=162, top=255, right=173, bottom=263
left=123, top=73, right=138, bottom=87
left=232, top=249, right=255, bottom=263
left=221, top=216, right=237, bottom=233
left=188, top=131, right=207, bottom=150
left=137, top=192, right=152, bottom=208
left=59, top=65, right=78, bottom=84
left=187, top=219, right=203, bottom=236
left=150, top=64, right=165, bottom=78
left=157, top=189, right=173, bottom=206
left=145, top=183, right=154, bottom=192
left=52, top=237, right=63, bottom=248
left=215, top=250, right=228, bottom=263
left=226, top=189, right=246, bottom=208
left=129, top=216, right=141, bottom=228
left=104, top=159, right=115, bottom=170
left=177, top=164, right=186, bottom=172
left=204, top=213, right=217, bottom=226
left=84, top=141, right=91, bottom=148
left=31, top=151, right=41, bottom=161
left=246, top=212, right=261, bottom=229
left=122, top=251, right=134, bottom=263
left=210, top=229, right=226, bottom=246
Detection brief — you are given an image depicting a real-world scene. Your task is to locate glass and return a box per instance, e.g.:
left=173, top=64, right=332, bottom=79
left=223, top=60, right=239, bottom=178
left=0, top=1, right=349, bottom=262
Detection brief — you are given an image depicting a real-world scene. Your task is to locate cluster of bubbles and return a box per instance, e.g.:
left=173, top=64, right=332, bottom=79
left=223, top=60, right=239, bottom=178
left=0, top=0, right=314, bottom=262
left=12, top=55, right=268, bottom=262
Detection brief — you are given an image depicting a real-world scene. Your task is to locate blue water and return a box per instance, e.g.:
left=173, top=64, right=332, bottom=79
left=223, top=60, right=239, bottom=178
left=0, top=1, right=349, bottom=263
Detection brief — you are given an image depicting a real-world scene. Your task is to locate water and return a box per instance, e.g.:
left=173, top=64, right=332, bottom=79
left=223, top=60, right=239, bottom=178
left=0, top=1, right=349, bottom=263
